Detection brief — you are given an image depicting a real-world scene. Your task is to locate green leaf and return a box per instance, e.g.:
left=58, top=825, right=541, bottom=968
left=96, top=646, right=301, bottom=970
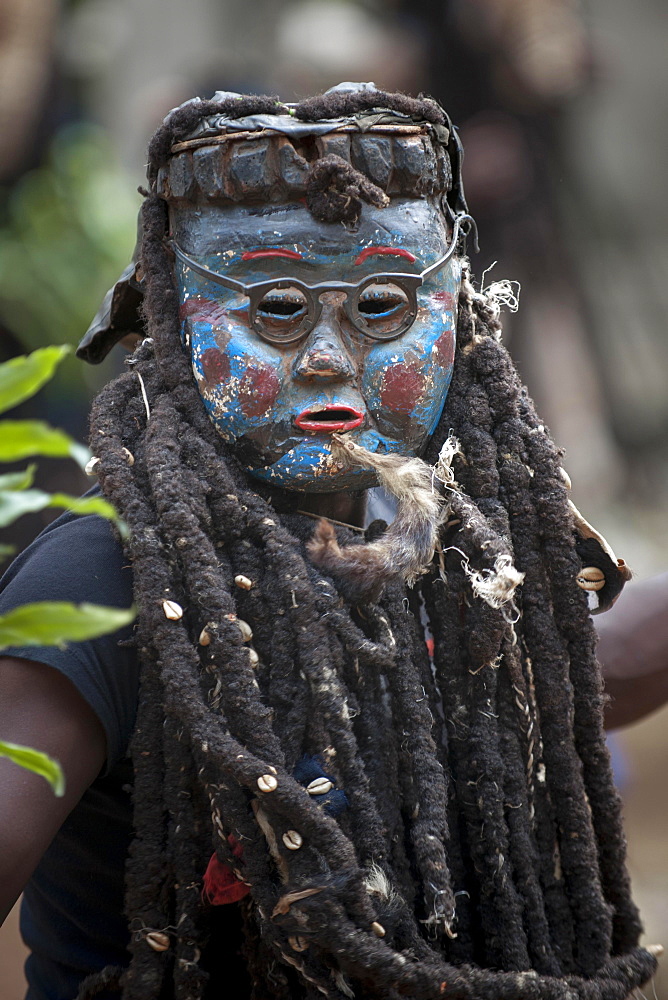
left=0, top=740, right=65, bottom=796
left=0, top=345, right=71, bottom=415
left=0, top=487, right=51, bottom=526
left=47, top=492, right=119, bottom=521
left=45, top=492, right=129, bottom=539
left=0, top=420, right=76, bottom=461
left=0, top=486, right=128, bottom=535
left=0, top=601, right=135, bottom=650
left=0, top=464, right=36, bottom=490
left=0, top=543, right=16, bottom=558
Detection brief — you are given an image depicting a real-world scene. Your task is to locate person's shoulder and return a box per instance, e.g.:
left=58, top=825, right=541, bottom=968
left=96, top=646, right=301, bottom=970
left=0, top=493, right=138, bottom=772
left=0, top=492, right=131, bottom=611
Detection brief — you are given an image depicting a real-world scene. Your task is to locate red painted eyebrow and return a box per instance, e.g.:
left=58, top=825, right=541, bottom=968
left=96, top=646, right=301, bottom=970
left=354, top=246, right=417, bottom=266
left=241, top=249, right=303, bottom=261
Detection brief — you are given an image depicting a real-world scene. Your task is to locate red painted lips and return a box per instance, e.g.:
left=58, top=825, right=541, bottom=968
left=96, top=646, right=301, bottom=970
left=295, top=405, right=364, bottom=433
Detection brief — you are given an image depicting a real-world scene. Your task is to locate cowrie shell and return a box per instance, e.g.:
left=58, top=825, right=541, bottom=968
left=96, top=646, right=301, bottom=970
left=282, top=830, right=303, bottom=850
left=576, top=567, right=605, bottom=592
left=146, top=931, right=170, bottom=952
left=307, top=777, right=333, bottom=796
left=237, top=619, right=253, bottom=642
left=163, top=600, right=184, bottom=620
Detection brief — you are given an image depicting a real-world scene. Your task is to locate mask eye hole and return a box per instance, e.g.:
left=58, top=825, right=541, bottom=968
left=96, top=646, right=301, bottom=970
left=257, top=287, right=308, bottom=320
left=253, top=285, right=311, bottom=344
left=357, top=283, right=408, bottom=317
left=356, top=281, right=413, bottom=338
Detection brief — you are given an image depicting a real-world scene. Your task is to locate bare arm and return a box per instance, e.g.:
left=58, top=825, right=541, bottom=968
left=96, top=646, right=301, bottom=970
left=598, top=572, right=668, bottom=729
left=0, top=656, right=106, bottom=924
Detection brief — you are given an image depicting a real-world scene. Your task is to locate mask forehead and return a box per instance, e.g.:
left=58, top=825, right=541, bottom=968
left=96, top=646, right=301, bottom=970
left=170, top=198, right=450, bottom=267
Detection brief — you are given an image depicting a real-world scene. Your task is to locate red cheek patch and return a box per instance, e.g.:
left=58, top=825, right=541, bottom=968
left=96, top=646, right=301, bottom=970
left=380, top=363, right=426, bottom=416
left=180, top=296, right=229, bottom=327
left=239, top=364, right=281, bottom=419
left=200, top=347, right=231, bottom=384
left=431, top=291, right=455, bottom=310
left=434, top=331, right=455, bottom=368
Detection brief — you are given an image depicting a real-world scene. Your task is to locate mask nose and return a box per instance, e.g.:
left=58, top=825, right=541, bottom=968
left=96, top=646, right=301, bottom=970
left=292, top=297, right=355, bottom=382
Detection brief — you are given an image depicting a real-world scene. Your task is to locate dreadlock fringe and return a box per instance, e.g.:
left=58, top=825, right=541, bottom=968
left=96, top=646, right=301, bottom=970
left=459, top=264, right=523, bottom=352
left=432, top=434, right=524, bottom=609
left=78, top=88, right=654, bottom=1000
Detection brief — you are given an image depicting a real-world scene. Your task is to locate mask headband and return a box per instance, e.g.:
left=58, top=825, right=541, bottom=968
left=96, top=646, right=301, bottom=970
left=77, top=84, right=474, bottom=364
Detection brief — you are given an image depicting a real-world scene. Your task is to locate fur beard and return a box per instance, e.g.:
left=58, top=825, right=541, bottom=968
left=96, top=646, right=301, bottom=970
left=307, top=435, right=446, bottom=604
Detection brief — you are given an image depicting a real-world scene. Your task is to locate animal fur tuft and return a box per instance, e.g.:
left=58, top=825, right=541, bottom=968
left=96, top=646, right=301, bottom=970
left=307, top=435, right=446, bottom=603
left=364, top=863, right=401, bottom=909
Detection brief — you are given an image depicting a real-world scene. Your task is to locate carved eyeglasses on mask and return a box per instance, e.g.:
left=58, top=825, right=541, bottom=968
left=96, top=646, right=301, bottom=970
left=169, top=213, right=471, bottom=346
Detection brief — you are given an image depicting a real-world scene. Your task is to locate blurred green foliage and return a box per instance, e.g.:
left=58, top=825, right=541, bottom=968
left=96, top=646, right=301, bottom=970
left=0, top=344, right=71, bottom=409
left=0, top=128, right=138, bottom=796
left=0, top=123, right=137, bottom=353
left=0, top=601, right=135, bottom=650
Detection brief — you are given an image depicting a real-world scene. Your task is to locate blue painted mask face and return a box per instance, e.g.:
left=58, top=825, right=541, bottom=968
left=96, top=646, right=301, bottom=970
left=170, top=198, right=460, bottom=492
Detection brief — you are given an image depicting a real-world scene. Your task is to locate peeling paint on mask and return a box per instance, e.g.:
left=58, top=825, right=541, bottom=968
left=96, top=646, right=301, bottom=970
left=172, top=199, right=461, bottom=493
left=433, top=329, right=456, bottom=369
left=431, top=290, right=456, bottom=310
left=180, top=296, right=230, bottom=328
left=200, top=346, right=231, bottom=385
left=238, top=364, right=282, bottom=419
left=379, top=352, right=426, bottom=417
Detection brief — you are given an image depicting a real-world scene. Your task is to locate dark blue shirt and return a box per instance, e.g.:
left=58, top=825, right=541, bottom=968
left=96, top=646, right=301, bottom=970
left=0, top=509, right=138, bottom=1000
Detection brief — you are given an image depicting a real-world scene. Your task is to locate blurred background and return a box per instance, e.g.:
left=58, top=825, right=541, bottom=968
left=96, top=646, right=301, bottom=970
left=0, top=0, right=666, bottom=994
